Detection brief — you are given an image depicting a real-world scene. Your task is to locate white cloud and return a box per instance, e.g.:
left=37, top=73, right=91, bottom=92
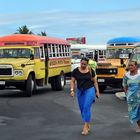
left=0, top=9, right=140, bottom=44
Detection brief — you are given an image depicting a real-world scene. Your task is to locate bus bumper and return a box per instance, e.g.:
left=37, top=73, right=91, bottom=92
left=97, top=77, right=122, bottom=88
left=0, top=80, right=25, bottom=89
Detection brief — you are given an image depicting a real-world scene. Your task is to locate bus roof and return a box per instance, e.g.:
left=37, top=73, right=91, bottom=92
left=71, top=44, right=106, bottom=50
left=107, top=36, right=140, bottom=44
left=0, top=34, right=70, bottom=46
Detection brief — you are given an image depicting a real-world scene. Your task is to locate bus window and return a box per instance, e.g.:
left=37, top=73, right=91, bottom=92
left=47, top=44, right=52, bottom=57
left=68, top=46, right=71, bottom=56
left=62, top=45, right=65, bottom=56
left=56, top=45, right=59, bottom=57
left=58, top=45, right=61, bottom=57
left=51, top=44, right=55, bottom=57
left=40, top=46, right=45, bottom=59
left=34, top=48, right=40, bottom=59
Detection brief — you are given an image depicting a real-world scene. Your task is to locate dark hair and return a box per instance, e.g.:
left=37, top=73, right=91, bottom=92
left=81, top=57, right=89, bottom=63
left=129, top=60, right=138, bottom=66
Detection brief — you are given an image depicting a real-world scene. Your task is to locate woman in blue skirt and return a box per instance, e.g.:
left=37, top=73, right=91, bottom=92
left=70, top=57, right=100, bottom=135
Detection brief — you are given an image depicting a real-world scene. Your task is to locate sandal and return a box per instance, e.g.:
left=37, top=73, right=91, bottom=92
left=81, top=129, right=89, bottom=135
left=136, top=128, right=140, bottom=133
left=87, top=125, right=90, bottom=132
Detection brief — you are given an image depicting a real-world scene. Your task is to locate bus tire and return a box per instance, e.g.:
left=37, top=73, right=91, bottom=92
left=51, top=77, right=57, bottom=91
left=55, top=72, right=65, bottom=90
left=0, top=85, right=5, bottom=90
left=99, top=85, right=106, bottom=93
left=24, top=74, right=35, bottom=97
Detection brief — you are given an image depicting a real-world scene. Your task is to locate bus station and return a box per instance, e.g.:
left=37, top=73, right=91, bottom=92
left=0, top=1, right=140, bottom=139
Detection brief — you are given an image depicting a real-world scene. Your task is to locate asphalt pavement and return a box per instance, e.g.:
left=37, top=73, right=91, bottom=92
left=0, top=83, right=139, bottom=140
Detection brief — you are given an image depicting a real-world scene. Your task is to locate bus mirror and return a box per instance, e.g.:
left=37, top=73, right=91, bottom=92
left=126, top=67, right=129, bottom=71
left=120, top=59, right=126, bottom=67
left=128, top=53, right=131, bottom=59
left=120, top=58, right=123, bottom=65
left=123, top=64, right=126, bottom=67
left=30, top=54, right=34, bottom=60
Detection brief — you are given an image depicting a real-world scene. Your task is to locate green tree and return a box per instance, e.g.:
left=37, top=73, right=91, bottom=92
left=15, top=25, right=33, bottom=34
left=38, top=31, right=47, bottom=36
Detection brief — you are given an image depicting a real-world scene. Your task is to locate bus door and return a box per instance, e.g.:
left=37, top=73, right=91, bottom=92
left=94, top=50, right=98, bottom=62
left=98, top=50, right=106, bottom=61
left=34, top=46, right=45, bottom=82
left=44, top=44, right=49, bottom=84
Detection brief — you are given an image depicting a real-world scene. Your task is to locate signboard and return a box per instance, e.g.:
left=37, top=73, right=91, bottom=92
left=66, top=37, right=86, bottom=44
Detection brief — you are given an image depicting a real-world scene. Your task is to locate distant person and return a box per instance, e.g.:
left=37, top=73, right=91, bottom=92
left=94, top=51, right=98, bottom=62
left=122, top=60, right=140, bottom=133
left=88, top=57, right=97, bottom=71
left=70, top=57, right=100, bottom=135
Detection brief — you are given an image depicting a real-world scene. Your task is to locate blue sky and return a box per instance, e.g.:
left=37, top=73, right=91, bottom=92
left=0, top=0, right=140, bottom=44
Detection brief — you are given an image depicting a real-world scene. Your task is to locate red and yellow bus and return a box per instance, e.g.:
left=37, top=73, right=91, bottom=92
left=0, top=34, right=71, bottom=97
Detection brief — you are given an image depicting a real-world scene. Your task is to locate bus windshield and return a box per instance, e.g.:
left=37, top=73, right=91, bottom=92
left=72, top=54, right=82, bottom=59
left=106, top=48, right=133, bottom=59
left=0, top=48, right=32, bottom=58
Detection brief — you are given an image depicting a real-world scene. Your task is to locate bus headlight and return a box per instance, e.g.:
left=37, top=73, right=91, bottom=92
left=109, top=70, right=113, bottom=73
left=113, top=69, right=117, bottom=73
left=109, top=69, right=117, bottom=74
left=14, top=70, right=23, bottom=76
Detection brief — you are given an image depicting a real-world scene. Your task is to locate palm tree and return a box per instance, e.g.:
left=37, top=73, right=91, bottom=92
left=38, top=31, right=47, bottom=36
left=15, top=25, right=33, bottom=34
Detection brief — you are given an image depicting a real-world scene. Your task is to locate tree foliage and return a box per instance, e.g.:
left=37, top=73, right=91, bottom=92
left=15, top=25, right=47, bottom=36
left=38, top=31, right=47, bottom=36
left=15, top=25, right=33, bottom=34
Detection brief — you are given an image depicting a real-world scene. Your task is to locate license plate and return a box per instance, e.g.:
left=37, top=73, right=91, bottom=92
left=0, top=81, right=5, bottom=85
left=98, top=79, right=105, bottom=82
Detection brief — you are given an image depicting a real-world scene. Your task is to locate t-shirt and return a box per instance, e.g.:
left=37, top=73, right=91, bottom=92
left=71, top=67, right=95, bottom=89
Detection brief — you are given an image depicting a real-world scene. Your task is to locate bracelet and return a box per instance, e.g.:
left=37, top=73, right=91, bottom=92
left=70, top=88, right=74, bottom=91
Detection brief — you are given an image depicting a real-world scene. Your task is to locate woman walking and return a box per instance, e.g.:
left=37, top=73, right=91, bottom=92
left=123, top=60, right=140, bottom=133
left=70, top=57, right=100, bottom=135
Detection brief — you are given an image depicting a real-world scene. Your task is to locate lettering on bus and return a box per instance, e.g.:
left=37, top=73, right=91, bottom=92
left=58, top=60, right=63, bottom=64
left=49, top=59, right=71, bottom=67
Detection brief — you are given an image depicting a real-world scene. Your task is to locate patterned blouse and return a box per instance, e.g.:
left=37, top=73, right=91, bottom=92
left=122, top=70, right=140, bottom=123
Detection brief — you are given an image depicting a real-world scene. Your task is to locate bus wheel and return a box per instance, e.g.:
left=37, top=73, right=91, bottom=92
left=99, top=85, right=106, bottom=93
left=55, top=72, right=65, bottom=90
left=50, top=77, right=56, bottom=90
left=0, top=85, right=5, bottom=90
left=24, top=74, right=35, bottom=97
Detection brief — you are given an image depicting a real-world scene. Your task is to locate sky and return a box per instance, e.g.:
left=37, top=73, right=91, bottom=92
left=0, top=0, right=140, bottom=44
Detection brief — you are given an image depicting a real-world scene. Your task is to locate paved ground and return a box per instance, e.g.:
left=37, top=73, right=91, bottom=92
left=0, top=83, right=139, bottom=140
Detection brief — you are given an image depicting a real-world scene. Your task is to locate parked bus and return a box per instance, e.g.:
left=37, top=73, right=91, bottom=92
left=0, top=34, right=71, bottom=97
left=71, top=44, right=106, bottom=71
left=96, top=37, right=140, bottom=92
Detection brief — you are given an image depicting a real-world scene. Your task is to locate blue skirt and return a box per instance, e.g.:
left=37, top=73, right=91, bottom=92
left=76, top=87, right=95, bottom=122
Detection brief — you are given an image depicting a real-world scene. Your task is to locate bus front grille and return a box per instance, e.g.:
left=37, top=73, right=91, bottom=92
left=0, top=65, right=13, bottom=76
left=96, top=68, right=117, bottom=75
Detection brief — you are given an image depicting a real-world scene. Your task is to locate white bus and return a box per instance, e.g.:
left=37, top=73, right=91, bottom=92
left=71, top=44, right=106, bottom=71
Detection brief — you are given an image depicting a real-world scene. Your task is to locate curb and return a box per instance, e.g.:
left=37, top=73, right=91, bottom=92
left=115, top=92, right=126, bottom=101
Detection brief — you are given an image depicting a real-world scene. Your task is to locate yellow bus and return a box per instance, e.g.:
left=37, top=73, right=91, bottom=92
left=96, top=37, right=139, bottom=92
left=0, top=34, right=71, bottom=97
